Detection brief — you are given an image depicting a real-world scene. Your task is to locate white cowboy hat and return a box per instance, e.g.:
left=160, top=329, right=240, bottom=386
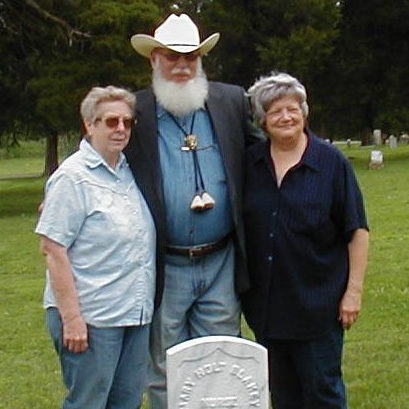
left=130, top=13, right=220, bottom=58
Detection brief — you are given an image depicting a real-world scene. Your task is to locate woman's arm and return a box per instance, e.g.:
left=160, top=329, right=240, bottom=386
left=41, top=236, right=88, bottom=353
left=339, top=228, right=369, bottom=329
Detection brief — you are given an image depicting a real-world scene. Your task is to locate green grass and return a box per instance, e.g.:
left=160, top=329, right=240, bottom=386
left=0, top=177, right=66, bottom=409
left=0, top=140, right=45, bottom=177
left=0, top=157, right=45, bottom=177
left=0, top=139, right=46, bottom=160
left=1, top=142, right=409, bottom=408
left=0, top=136, right=79, bottom=177
left=337, top=144, right=409, bottom=408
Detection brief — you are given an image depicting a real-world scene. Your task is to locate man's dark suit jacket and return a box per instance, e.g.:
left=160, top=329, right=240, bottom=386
left=125, top=81, right=261, bottom=307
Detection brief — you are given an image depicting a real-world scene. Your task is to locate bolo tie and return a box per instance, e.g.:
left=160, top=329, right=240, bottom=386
left=167, top=112, right=215, bottom=212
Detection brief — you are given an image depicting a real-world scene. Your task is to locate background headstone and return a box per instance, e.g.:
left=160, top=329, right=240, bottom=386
left=373, top=129, right=382, bottom=145
left=389, top=134, right=398, bottom=149
left=167, top=336, right=269, bottom=409
left=400, top=133, right=409, bottom=144
left=369, top=150, right=384, bottom=169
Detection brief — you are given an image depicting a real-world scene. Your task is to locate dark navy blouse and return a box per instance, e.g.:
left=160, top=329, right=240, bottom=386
left=242, top=130, right=368, bottom=340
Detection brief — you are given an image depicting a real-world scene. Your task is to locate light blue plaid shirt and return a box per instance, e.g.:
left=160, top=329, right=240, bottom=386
left=36, top=139, right=156, bottom=327
left=157, top=105, right=233, bottom=246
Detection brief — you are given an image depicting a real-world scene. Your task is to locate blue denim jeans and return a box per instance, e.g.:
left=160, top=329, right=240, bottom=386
left=263, top=324, right=347, bottom=409
left=47, top=308, right=150, bottom=409
left=147, top=240, right=241, bottom=409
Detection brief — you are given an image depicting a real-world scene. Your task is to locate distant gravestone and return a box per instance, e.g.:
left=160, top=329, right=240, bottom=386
left=166, top=336, right=269, bottom=409
left=389, top=134, right=398, bottom=149
left=373, top=129, right=382, bottom=145
left=369, top=150, right=384, bottom=170
left=400, top=133, right=409, bottom=144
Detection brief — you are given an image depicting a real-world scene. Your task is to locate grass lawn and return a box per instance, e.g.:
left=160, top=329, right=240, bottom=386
left=0, top=157, right=44, bottom=177
left=0, top=137, right=79, bottom=178
left=0, top=176, right=66, bottom=408
left=340, top=144, right=409, bottom=408
left=0, top=140, right=45, bottom=177
left=1, top=142, right=409, bottom=408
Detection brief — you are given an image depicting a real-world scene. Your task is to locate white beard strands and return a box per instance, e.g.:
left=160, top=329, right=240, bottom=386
left=152, top=60, right=209, bottom=118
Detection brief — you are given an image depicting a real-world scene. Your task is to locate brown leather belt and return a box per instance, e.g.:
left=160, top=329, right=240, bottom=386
left=166, top=235, right=231, bottom=258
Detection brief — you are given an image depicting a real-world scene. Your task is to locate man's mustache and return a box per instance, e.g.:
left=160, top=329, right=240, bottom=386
left=171, top=67, right=192, bottom=75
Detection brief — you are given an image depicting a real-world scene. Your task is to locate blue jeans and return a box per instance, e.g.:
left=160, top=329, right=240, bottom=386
left=147, top=240, right=241, bottom=409
left=263, top=324, right=347, bottom=409
left=47, top=308, right=150, bottom=409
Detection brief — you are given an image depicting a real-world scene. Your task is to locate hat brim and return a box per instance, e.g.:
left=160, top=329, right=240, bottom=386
left=130, top=32, right=220, bottom=58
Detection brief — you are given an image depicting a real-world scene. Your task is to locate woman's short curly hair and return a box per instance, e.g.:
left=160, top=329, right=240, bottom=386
left=80, top=85, right=136, bottom=122
left=247, top=72, right=308, bottom=126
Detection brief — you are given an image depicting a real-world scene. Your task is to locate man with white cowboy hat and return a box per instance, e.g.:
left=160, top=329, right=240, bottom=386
left=130, top=13, right=220, bottom=59
left=126, top=13, right=261, bottom=409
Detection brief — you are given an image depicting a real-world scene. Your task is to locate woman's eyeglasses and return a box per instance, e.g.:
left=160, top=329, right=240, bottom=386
left=95, top=116, right=134, bottom=130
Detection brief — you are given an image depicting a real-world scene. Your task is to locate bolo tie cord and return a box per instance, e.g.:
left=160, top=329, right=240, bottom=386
left=167, top=112, right=206, bottom=195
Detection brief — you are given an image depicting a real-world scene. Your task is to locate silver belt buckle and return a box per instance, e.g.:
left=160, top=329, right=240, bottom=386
left=189, top=248, right=196, bottom=259
left=188, top=245, right=203, bottom=259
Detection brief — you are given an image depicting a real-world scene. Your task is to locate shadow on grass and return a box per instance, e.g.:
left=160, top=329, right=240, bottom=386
left=0, top=177, right=45, bottom=217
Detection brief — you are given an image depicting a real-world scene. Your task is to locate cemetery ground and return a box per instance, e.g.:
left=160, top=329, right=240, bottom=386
left=1, top=140, right=408, bottom=409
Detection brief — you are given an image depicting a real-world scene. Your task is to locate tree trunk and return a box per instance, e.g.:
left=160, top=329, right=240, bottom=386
left=360, top=127, right=372, bottom=146
left=10, top=129, right=21, bottom=147
left=44, top=130, right=59, bottom=176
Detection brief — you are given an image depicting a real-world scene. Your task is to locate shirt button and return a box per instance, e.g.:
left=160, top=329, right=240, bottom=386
left=269, top=233, right=274, bottom=238
left=268, top=256, right=273, bottom=262
left=272, top=211, right=277, bottom=217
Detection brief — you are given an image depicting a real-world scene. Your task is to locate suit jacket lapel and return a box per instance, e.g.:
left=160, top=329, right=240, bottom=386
left=135, top=88, right=158, bottom=167
left=206, top=83, right=235, bottom=189
left=127, top=88, right=164, bottom=226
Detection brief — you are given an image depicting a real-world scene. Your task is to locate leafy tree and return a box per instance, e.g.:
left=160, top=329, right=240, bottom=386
left=0, top=0, right=161, bottom=174
left=326, top=0, right=409, bottom=139
left=4, top=0, right=409, bottom=152
left=244, top=0, right=341, bottom=135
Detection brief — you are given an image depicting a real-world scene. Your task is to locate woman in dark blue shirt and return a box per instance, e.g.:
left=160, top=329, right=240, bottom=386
left=242, top=72, right=369, bottom=409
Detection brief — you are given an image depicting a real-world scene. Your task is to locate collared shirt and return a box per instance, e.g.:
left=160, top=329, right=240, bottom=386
left=243, top=130, right=368, bottom=339
left=157, top=104, right=233, bottom=246
left=36, top=139, right=156, bottom=327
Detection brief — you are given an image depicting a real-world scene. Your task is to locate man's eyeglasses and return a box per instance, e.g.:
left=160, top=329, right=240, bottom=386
left=95, top=116, right=134, bottom=130
left=160, top=52, right=200, bottom=62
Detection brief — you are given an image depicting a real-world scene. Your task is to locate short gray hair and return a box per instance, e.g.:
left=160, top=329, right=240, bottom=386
left=247, top=72, right=309, bottom=125
left=80, top=85, right=136, bottom=122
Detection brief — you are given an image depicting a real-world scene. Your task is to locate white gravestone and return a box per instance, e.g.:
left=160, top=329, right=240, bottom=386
left=373, top=129, right=382, bottom=145
left=369, top=150, right=384, bottom=169
left=389, top=134, right=398, bottom=149
left=166, top=336, right=269, bottom=409
left=400, top=133, right=409, bottom=144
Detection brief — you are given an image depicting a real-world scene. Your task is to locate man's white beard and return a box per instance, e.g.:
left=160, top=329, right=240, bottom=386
left=152, top=60, right=209, bottom=117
